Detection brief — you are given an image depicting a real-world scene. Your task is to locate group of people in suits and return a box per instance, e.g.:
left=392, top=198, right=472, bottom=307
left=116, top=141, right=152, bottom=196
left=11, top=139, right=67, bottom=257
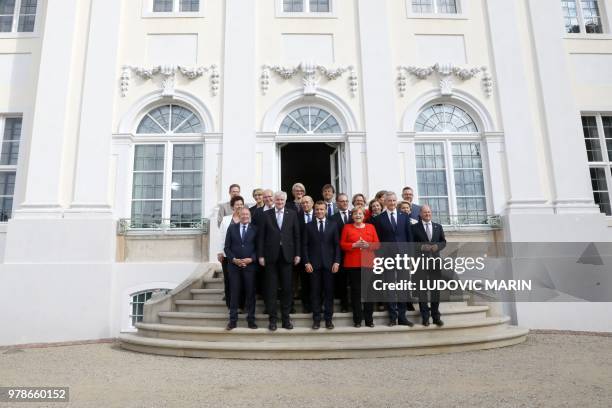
left=217, top=183, right=447, bottom=331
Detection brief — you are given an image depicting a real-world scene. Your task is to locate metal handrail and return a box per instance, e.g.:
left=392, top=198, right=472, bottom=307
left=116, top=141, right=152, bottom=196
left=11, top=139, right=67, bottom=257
left=117, top=218, right=210, bottom=235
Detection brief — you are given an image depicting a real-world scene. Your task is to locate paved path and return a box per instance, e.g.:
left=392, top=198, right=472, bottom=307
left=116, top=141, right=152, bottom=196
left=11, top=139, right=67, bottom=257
left=1, top=333, right=611, bottom=408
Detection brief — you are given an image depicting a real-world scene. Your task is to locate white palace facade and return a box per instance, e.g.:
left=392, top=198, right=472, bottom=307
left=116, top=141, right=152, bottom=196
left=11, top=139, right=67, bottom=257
left=1, top=0, right=612, bottom=346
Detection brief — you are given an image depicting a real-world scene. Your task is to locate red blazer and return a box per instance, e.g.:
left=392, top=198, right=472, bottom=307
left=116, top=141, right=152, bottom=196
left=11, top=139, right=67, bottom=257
left=340, top=223, right=380, bottom=268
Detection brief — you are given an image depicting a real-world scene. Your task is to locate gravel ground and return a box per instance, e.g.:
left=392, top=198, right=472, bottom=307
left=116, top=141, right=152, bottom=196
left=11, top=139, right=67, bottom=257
left=1, top=333, right=611, bottom=408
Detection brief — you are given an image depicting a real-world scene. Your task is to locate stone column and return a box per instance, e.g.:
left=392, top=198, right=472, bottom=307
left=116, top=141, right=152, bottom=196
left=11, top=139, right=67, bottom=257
left=356, top=0, right=401, bottom=193
left=525, top=0, right=601, bottom=214
left=484, top=0, right=550, bottom=215
left=220, top=0, right=257, bottom=197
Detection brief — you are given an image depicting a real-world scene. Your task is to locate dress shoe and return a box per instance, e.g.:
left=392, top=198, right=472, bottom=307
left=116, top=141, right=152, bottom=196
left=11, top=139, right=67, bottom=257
left=282, top=321, right=294, bottom=330
left=354, top=323, right=361, bottom=328
left=248, top=322, right=258, bottom=329
left=312, top=321, right=320, bottom=330
left=398, top=320, right=414, bottom=327
left=325, top=320, right=334, bottom=330
left=388, top=320, right=397, bottom=327
left=268, top=322, right=277, bottom=331
left=433, top=318, right=444, bottom=327
left=421, top=318, right=430, bottom=327
left=366, top=322, right=375, bottom=328
left=226, top=322, right=237, bottom=331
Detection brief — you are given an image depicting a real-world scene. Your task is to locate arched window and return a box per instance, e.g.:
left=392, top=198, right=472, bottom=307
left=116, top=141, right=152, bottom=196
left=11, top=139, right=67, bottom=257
left=131, top=105, right=204, bottom=229
left=414, top=103, right=487, bottom=225
left=415, top=103, right=478, bottom=133
left=137, top=105, right=202, bottom=134
left=279, top=106, right=342, bottom=134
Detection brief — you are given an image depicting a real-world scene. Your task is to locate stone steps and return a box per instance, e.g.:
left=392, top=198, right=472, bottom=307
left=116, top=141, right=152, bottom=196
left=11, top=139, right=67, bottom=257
left=119, top=324, right=529, bottom=359
left=134, top=316, right=510, bottom=343
left=174, top=299, right=451, bottom=314
left=118, top=263, right=528, bottom=359
left=160, top=305, right=489, bottom=328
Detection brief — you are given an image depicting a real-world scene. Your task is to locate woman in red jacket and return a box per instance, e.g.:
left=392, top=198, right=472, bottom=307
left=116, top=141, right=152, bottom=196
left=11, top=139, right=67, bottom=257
left=340, top=207, right=380, bottom=327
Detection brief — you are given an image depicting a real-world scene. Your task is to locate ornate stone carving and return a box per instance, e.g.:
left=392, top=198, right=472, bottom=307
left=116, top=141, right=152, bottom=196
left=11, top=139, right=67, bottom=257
left=261, top=62, right=357, bottom=97
left=121, top=64, right=220, bottom=97
left=397, top=63, right=494, bottom=97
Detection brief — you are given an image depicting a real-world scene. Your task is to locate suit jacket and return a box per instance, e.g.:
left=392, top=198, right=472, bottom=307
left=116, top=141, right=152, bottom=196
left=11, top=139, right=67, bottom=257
left=411, top=220, right=446, bottom=258
left=217, top=201, right=232, bottom=227
left=302, top=218, right=341, bottom=270
left=323, top=201, right=338, bottom=216
left=257, top=207, right=301, bottom=263
left=331, top=209, right=353, bottom=234
left=299, top=211, right=315, bottom=235
left=251, top=206, right=272, bottom=227
left=374, top=210, right=414, bottom=244
left=224, top=223, right=258, bottom=263
left=249, top=204, right=262, bottom=216
left=287, top=200, right=302, bottom=215
left=409, top=203, right=422, bottom=221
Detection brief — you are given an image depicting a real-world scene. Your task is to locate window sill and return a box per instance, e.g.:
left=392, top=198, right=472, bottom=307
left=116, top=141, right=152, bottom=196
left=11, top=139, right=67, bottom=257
left=406, top=13, right=468, bottom=20
left=0, top=32, right=39, bottom=39
left=564, top=33, right=612, bottom=40
left=142, top=12, right=205, bottom=19
left=275, top=13, right=337, bottom=19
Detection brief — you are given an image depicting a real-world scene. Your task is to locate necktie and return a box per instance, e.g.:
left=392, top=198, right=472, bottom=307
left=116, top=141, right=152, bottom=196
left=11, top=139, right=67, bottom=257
left=426, top=223, right=432, bottom=241
left=342, top=211, right=347, bottom=224
left=241, top=224, right=246, bottom=242
left=319, top=220, right=324, bottom=235
left=307, top=212, right=311, bottom=223
left=327, top=203, right=333, bottom=217
left=390, top=212, right=397, bottom=231
left=276, top=210, right=283, bottom=229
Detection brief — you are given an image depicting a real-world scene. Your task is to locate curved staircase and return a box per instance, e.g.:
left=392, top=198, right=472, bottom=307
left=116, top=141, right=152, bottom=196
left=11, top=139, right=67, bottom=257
left=120, top=264, right=528, bottom=359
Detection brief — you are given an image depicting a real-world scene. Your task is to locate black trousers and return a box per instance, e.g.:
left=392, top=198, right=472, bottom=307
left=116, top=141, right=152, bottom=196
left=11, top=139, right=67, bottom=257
left=334, top=266, right=349, bottom=308
left=300, top=266, right=312, bottom=311
left=311, top=267, right=334, bottom=322
left=347, top=267, right=374, bottom=325
left=222, top=257, right=245, bottom=310
left=416, top=268, right=441, bottom=320
left=264, top=257, right=293, bottom=323
left=228, top=263, right=256, bottom=324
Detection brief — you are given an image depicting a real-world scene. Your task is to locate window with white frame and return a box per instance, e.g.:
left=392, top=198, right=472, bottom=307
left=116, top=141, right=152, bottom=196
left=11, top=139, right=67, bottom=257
left=279, top=106, right=341, bottom=134
left=130, top=289, right=171, bottom=326
left=0, top=117, right=21, bottom=222
left=414, top=104, right=487, bottom=225
left=152, top=0, right=199, bottom=13
left=411, top=0, right=459, bottom=14
left=0, top=0, right=37, bottom=33
left=132, top=105, right=204, bottom=229
left=280, top=0, right=331, bottom=14
left=561, top=0, right=604, bottom=33
left=582, top=114, right=612, bottom=215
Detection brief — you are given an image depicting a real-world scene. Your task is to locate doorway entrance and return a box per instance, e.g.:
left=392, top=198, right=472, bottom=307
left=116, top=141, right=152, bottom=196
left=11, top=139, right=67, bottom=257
left=279, top=143, right=345, bottom=201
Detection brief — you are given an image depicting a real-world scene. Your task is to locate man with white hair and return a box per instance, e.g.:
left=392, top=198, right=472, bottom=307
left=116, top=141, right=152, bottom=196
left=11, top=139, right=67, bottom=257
left=258, top=191, right=301, bottom=331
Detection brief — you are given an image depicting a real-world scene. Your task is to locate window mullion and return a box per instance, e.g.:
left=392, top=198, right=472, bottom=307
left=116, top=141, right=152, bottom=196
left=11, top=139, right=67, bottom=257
left=445, top=141, right=458, bottom=222
left=596, top=114, right=610, bottom=163
left=174, top=0, right=180, bottom=13
left=576, top=0, right=586, bottom=32
left=12, top=0, right=22, bottom=33
left=163, top=142, right=173, bottom=222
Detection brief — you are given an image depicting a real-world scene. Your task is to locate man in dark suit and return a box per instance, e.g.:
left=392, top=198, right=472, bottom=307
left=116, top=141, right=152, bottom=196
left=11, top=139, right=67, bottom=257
left=224, top=208, right=258, bottom=330
left=412, top=204, right=447, bottom=327
left=322, top=184, right=337, bottom=217
left=330, top=193, right=352, bottom=312
left=251, top=189, right=274, bottom=300
left=402, top=186, right=421, bottom=221
left=373, top=191, right=414, bottom=327
left=297, top=196, right=315, bottom=313
left=302, top=201, right=341, bottom=329
left=258, top=191, right=301, bottom=331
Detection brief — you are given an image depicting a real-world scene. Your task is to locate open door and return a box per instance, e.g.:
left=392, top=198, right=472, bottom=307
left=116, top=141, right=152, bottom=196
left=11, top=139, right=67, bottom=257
left=329, top=144, right=343, bottom=195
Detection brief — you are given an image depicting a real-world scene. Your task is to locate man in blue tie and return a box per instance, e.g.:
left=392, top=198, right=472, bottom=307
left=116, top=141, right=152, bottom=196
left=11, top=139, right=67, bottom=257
left=224, top=208, right=258, bottom=330
left=373, top=191, right=414, bottom=327
left=322, top=184, right=337, bottom=217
